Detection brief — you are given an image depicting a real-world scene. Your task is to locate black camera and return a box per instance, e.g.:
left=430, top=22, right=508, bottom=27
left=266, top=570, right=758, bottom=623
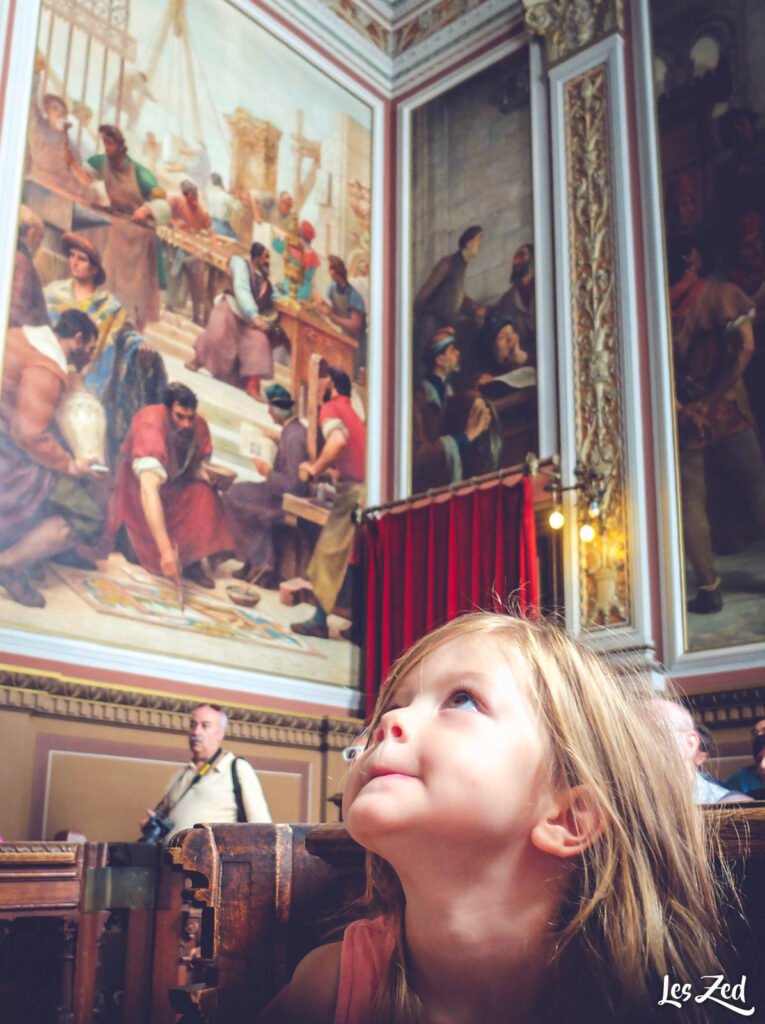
left=138, top=810, right=174, bottom=844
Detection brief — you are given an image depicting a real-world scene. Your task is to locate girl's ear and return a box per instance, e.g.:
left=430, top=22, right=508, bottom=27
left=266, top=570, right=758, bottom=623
left=530, top=785, right=604, bottom=858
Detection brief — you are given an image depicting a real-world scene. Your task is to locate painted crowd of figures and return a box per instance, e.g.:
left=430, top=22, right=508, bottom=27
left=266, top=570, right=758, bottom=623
left=411, top=228, right=537, bottom=493
left=1, top=45, right=368, bottom=645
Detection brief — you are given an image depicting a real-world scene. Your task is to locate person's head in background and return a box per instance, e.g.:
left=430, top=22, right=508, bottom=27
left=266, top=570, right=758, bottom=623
left=748, top=720, right=765, bottom=786
left=188, top=704, right=227, bottom=767
left=650, top=698, right=753, bottom=806
left=754, top=734, right=765, bottom=785
left=694, top=721, right=716, bottom=770
left=651, top=697, right=701, bottom=775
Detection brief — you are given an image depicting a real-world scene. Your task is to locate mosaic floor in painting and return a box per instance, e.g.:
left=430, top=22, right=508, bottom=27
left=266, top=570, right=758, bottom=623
left=52, top=564, right=322, bottom=656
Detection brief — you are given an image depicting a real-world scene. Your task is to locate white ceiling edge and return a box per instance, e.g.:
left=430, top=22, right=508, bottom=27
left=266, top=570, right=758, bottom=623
left=272, top=0, right=524, bottom=95
left=391, top=3, right=524, bottom=92
left=270, top=0, right=394, bottom=90
left=360, top=0, right=433, bottom=21
left=390, top=0, right=523, bottom=91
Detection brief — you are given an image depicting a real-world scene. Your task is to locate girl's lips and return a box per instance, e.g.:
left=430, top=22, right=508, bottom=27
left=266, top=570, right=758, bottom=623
left=368, top=765, right=414, bottom=780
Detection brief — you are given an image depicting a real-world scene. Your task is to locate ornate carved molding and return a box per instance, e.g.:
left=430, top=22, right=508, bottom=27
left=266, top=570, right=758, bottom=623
left=523, top=0, right=624, bottom=66
left=304, top=0, right=502, bottom=59
left=0, top=841, right=79, bottom=862
left=689, top=687, right=765, bottom=729
left=563, top=64, right=630, bottom=628
left=0, top=672, right=362, bottom=750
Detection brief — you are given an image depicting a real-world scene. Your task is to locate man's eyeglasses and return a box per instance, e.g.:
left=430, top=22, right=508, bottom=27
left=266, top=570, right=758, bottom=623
left=750, top=725, right=765, bottom=737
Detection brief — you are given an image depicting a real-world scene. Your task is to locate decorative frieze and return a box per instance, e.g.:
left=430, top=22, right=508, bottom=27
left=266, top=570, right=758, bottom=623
left=689, top=688, right=765, bottom=729
left=0, top=670, right=361, bottom=750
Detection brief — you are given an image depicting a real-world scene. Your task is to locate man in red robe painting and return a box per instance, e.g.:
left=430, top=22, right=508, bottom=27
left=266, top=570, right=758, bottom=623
left=108, top=382, right=233, bottom=588
left=291, top=366, right=365, bottom=641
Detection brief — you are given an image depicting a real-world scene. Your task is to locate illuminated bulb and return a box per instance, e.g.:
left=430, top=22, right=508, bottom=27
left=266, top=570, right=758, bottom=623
left=588, top=499, right=600, bottom=518
left=579, top=523, right=596, bottom=542
left=548, top=509, right=564, bottom=530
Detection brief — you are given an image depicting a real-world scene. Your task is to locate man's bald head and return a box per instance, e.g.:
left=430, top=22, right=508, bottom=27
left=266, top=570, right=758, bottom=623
left=652, top=697, right=701, bottom=771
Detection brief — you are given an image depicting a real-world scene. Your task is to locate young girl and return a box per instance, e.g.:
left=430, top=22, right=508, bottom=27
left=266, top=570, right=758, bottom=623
left=259, top=613, right=732, bottom=1024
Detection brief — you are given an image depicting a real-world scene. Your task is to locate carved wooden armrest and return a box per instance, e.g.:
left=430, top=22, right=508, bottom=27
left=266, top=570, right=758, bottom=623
left=165, top=824, right=220, bottom=908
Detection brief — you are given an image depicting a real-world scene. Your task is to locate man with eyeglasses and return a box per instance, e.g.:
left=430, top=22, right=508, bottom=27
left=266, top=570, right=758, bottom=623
left=724, top=719, right=765, bottom=794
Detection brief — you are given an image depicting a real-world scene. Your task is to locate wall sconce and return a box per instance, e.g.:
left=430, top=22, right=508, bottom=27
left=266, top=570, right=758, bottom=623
left=543, top=458, right=608, bottom=537
left=543, top=455, right=565, bottom=530
left=549, top=508, right=565, bottom=530
left=579, top=522, right=596, bottom=543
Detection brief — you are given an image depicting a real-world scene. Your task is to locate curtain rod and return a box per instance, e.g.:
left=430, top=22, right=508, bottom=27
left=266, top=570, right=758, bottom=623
left=356, top=454, right=555, bottom=522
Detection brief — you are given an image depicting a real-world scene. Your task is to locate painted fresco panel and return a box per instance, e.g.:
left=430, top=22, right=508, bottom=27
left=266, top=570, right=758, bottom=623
left=409, top=49, right=538, bottom=495
left=0, top=0, right=374, bottom=697
left=650, top=0, right=765, bottom=652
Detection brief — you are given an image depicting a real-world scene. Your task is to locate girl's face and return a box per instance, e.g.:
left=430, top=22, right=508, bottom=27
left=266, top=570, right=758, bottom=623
left=343, top=635, right=554, bottom=858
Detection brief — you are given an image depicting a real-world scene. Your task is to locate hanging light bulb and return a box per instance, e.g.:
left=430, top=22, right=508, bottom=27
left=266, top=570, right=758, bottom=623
left=579, top=522, right=596, bottom=543
left=548, top=509, right=564, bottom=530
left=588, top=498, right=600, bottom=519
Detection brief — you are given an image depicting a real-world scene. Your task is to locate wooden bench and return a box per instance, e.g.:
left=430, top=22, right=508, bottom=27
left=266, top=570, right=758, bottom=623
left=0, top=840, right=106, bottom=1023
left=3, top=808, right=763, bottom=1022
left=0, top=840, right=183, bottom=1024
left=165, top=823, right=364, bottom=1022
left=273, top=302, right=358, bottom=412
left=164, top=808, right=765, bottom=1023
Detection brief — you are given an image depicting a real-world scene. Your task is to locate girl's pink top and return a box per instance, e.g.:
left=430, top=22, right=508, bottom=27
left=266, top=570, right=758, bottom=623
left=333, top=916, right=395, bottom=1024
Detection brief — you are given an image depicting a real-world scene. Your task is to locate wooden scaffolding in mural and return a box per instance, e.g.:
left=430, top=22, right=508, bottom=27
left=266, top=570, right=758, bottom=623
left=39, top=0, right=137, bottom=147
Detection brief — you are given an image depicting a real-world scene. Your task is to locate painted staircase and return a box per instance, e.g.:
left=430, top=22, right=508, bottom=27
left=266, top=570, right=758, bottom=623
left=143, top=308, right=291, bottom=484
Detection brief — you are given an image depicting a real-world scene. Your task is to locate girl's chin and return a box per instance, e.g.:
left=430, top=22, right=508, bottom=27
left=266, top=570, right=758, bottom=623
left=344, top=805, right=420, bottom=851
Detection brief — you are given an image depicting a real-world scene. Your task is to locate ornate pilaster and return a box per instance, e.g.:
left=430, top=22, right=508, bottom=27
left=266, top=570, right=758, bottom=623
left=525, top=1, right=649, bottom=642
left=522, top=0, right=624, bottom=66
left=564, top=65, right=630, bottom=628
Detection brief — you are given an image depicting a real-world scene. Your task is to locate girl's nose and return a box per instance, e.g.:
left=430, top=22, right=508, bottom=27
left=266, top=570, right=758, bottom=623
left=375, top=708, right=407, bottom=743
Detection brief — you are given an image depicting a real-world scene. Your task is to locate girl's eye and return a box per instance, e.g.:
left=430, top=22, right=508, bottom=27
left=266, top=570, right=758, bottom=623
left=446, top=690, right=480, bottom=711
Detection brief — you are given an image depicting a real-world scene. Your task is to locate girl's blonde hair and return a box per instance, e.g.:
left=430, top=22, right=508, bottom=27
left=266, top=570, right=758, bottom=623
left=358, top=612, right=731, bottom=1024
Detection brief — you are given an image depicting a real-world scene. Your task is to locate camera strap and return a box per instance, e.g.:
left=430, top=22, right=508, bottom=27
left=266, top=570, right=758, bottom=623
left=231, top=758, right=246, bottom=822
left=161, top=747, right=224, bottom=814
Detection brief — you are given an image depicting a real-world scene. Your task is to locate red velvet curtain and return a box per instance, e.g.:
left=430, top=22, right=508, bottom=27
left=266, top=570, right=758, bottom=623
left=360, top=475, right=539, bottom=718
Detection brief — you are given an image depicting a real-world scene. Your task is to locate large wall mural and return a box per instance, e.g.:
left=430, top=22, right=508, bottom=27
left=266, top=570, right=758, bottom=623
left=408, top=48, right=538, bottom=495
left=650, top=0, right=765, bottom=652
left=0, top=0, right=373, bottom=694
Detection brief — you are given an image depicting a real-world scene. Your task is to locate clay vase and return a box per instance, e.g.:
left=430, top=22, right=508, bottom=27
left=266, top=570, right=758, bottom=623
left=55, top=376, right=107, bottom=465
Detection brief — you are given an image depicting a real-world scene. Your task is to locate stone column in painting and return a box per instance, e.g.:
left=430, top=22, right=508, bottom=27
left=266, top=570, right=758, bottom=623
left=226, top=110, right=282, bottom=195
